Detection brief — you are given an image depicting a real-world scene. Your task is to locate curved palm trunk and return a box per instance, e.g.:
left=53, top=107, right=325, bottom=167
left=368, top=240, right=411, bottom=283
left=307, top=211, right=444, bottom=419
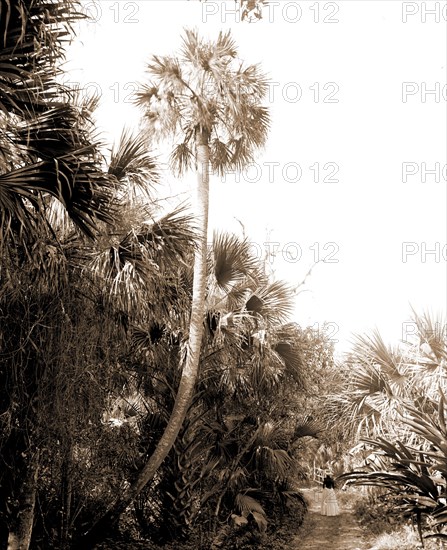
left=76, top=133, right=210, bottom=549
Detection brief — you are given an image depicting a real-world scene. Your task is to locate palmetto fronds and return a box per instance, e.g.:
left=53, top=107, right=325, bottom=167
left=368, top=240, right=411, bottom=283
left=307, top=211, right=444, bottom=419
left=181, top=28, right=238, bottom=67
left=333, top=324, right=443, bottom=439
left=294, top=415, right=322, bottom=439
left=235, top=492, right=267, bottom=532
left=108, top=129, right=160, bottom=199
left=407, top=310, right=447, bottom=372
left=89, top=206, right=196, bottom=314
left=0, top=0, right=81, bottom=115
left=137, top=28, right=270, bottom=177
left=211, top=232, right=262, bottom=291
left=206, top=232, right=264, bottom=318
left=351, top=330, right=408, bottom=381
left=338, top=316, right=447, bottom=542
left=340, top=393, right=447, bottom=543
left=248, top=280, right=295, bottom=325
left=0, top=0, right=116, bottom=244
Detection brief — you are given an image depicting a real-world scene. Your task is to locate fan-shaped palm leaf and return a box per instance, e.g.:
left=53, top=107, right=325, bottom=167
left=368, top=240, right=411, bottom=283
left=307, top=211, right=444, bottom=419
left=108, top=129, right=159, bottom=198
left=210, top=232, right=262, bottom=293
left=246, top=280, right=294, bottom=325
left=0, top=0, right=117, bottom=244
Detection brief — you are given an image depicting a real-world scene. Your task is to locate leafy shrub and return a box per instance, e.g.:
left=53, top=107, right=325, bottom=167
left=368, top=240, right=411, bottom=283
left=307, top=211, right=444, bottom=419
left=208, top=496, right=306, bottom=550
left=353, top=492, right=399, bottom=536
left=335, top=487, right=365, bottom=510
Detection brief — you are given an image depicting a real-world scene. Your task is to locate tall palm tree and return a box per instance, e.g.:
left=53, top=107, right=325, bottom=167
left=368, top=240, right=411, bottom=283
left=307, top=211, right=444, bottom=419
left=77, top=29, right=270, bottom=545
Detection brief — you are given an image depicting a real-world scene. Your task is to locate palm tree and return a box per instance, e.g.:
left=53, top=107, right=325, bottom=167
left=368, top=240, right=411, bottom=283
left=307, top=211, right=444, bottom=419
left=0, top=0, right=115, bottom=248
left=0, top=2, right=122, bottom=548
left=106, top=231, right=313, bottom=544
left=77, top=29, right=270, bottom=545
left=331, top=312, right=447, bottom=444
left=0, top=130, right=192, bottom=549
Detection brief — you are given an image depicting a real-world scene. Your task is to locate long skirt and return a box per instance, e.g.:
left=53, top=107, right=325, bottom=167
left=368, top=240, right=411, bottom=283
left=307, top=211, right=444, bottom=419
left=320, top=488, right=339, bottom=516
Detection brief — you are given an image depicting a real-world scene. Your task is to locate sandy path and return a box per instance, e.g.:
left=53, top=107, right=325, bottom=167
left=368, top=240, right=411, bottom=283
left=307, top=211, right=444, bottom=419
left=293, top=488, right=367, bottom=550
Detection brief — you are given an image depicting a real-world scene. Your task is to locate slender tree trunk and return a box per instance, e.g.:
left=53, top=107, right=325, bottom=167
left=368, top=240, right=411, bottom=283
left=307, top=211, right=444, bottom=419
left=75, top=132, right=210, bottom=549
left=60, top=445, right=73, bottom=549
left=7, top=451, right=39, bottom=550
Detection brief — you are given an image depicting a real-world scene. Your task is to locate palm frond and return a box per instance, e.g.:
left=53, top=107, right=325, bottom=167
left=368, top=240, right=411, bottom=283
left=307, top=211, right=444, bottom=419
left=294, top=416, right=322, bottom=439
left=351, top=330, right=403, bottom=375
left=209, top=138, right=231, bottom=177
left=136, top=206, right=196, bottom=270
left=215, top=30, right=238, bottom=59
left=251, top=280, right=295, bottom=324
left=0, top=0, right=117, bottom=242
left=274, top=339, right=304, bottom=386
left=211, top=232, right=261, bottom=292
left=169, top=141, right=194, bottom=177
left=146, top=55, right=185, bottom=93
left=0, top=151, right=114, bottom=239
left=235, top=492, right=266, bottom=517
left=411, top=309, right=447, bottom=364
left=108, top=129, right=159, bottom=197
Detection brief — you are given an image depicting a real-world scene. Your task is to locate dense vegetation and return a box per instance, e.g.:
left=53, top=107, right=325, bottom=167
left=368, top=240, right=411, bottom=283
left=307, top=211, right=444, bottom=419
left=334, top=317, right=447, bottom=546
left=0, top=2, right=329, bottom=548
left=0, top=1, right=445, bottom=549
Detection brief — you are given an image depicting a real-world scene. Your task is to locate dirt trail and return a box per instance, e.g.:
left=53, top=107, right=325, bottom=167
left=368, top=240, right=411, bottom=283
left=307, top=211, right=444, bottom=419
left=293, top=488, right=368, bottom=550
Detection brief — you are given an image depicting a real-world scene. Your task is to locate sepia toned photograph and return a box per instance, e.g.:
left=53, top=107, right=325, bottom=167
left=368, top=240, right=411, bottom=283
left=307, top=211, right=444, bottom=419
left=0, top=0, right=446, bottom=548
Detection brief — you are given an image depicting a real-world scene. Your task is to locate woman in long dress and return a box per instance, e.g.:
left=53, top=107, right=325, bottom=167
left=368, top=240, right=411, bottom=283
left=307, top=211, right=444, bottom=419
left=321, top=474, right=340, bottom=516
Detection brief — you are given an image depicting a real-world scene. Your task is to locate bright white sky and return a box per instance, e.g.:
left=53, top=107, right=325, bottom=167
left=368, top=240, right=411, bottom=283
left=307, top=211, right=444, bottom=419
left=66, top=0, right=447, bottom=354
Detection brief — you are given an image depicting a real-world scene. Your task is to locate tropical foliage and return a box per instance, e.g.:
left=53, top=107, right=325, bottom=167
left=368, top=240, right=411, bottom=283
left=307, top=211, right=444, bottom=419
left=0, top=4, right=323, bottom=547
left=4, top=1, right=445, bottom=549
left=74, top=27, right=272, bottom=547
left=337, top=313, right=447, bottom=545
left=82, top=231, right=322, bottom=547
left=0, top=0, right=114, bottom=245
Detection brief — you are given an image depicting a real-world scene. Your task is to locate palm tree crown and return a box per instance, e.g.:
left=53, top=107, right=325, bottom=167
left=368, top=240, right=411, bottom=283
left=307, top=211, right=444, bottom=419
left=137, top=29, right=270, bottom=175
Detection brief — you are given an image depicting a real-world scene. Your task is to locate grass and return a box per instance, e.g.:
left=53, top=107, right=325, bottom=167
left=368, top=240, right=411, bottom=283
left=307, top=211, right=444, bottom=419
left=367, top=525, right=447, bottom=550
left=351, top=491, right=447, bottom=550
